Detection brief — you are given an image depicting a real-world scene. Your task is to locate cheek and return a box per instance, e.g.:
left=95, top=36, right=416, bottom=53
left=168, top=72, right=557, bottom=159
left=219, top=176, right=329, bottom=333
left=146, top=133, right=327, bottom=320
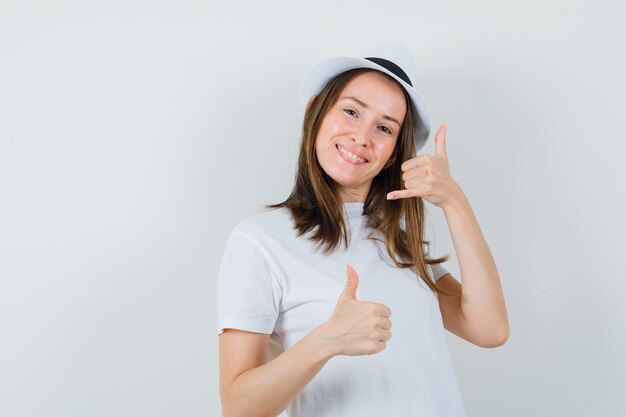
left=375, top=140, right=397, bottom=159
left=314, top=134, right=329, bottom=164
left=316, top=121, right=338, bottom=152
left=322, top=113, right=346, bottom=137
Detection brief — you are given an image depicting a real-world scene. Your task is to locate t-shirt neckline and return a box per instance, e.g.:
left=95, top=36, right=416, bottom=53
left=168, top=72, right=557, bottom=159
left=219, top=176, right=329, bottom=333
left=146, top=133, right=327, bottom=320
left=343, top=201, right=365, bottom=219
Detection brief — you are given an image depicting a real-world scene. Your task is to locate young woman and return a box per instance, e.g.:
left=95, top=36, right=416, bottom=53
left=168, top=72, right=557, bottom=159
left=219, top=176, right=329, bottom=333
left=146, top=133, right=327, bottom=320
left=217, top=42, right=508, bottom=417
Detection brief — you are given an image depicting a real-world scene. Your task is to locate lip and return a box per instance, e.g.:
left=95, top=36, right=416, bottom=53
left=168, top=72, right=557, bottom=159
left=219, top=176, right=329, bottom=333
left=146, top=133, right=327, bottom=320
left=336, top=144, right=369, bottom=163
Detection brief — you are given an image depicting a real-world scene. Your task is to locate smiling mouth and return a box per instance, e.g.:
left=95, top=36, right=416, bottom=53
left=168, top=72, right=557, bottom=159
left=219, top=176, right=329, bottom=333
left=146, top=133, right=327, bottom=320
left=336, top=144, right=368, bottom=163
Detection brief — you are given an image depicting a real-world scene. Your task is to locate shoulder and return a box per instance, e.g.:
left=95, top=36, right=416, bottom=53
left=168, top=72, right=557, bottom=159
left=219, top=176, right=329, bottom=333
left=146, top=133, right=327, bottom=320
left=231, top=206, right=295, bottom=241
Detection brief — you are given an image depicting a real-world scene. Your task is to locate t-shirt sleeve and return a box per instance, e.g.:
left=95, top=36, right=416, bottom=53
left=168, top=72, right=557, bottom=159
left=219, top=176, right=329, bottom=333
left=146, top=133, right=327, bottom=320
left=216, top=230, right=282, bottom=336
left=430, top=263, right=451, bottom=281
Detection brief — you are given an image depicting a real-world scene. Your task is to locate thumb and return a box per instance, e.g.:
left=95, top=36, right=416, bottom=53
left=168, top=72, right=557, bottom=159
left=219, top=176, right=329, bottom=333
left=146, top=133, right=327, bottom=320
left=338, top=264, right=359, bottom=304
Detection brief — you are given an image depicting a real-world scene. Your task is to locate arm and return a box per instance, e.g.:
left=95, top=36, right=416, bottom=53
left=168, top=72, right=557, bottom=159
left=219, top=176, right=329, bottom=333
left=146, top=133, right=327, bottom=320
left=441, top=186, right=509, bottom=347
left=386, top=123, right=508, bottom=347
left=220, top=324, right=335, bottom=417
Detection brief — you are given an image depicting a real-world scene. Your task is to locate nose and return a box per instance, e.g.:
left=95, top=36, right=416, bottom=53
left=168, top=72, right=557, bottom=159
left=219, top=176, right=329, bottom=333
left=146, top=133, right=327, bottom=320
left=352, top=122, right=374, bottom=146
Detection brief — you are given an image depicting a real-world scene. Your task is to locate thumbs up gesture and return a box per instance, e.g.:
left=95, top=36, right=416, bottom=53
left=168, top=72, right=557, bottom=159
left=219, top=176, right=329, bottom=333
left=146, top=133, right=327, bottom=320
left=321, top=265, right=393, bottom=357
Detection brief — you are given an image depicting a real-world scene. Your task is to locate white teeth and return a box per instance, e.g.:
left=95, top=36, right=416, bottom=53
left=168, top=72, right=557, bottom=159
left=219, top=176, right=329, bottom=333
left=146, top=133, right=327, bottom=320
left=338, top=146, right=367, bottom=163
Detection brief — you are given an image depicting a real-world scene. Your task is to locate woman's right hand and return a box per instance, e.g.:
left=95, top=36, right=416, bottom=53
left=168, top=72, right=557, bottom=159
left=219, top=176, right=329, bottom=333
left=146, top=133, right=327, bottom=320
left=320, top=264, right=393, bottom=357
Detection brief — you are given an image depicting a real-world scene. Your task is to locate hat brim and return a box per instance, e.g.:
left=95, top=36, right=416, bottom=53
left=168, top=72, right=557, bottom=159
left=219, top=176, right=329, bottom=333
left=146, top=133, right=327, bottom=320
left=299, top=56, right=431, bottom=151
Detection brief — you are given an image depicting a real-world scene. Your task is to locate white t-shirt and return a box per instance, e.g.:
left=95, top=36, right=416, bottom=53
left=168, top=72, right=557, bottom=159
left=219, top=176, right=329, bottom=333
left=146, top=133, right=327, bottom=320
left=216, top=201, right=467, bottom=417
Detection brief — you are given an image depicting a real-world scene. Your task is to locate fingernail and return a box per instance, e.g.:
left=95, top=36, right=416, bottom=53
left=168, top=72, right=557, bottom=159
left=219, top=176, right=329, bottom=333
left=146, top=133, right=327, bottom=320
left=387, top=193, right=394, bottom=200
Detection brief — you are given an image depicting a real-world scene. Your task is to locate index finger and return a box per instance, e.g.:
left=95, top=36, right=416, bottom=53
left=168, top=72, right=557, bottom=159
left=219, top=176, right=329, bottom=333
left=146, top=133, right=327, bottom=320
left=400, top=155, right=428, bottom=172
left=378, top=304, right=392, bottom=318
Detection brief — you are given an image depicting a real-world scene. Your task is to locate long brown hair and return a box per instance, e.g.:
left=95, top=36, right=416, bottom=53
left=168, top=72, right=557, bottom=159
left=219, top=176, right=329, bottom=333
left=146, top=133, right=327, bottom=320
left=264, top=68, right=456, bottom=297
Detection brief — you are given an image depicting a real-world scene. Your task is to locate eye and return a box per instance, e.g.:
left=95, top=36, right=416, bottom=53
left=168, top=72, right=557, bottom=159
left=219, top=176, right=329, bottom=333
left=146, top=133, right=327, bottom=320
left=379, top=126, right=392, bottom=134
left=343, top=108, right=357, bottom=117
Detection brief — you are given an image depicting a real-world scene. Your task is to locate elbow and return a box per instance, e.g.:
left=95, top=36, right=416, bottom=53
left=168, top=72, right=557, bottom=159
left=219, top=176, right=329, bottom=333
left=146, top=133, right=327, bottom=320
left=220, top=387, right=244, bottom=417
left=221, top=374, right=275, bottom=417
left=220, top=403, right=248, bottom=417
left=222, top=394, right=269, bottom=417
left=480, top=325, right=509, bottom=348
left=488, top=333, right=509, bottom=348
left=471, top=318, right=509, bottom=348
left=220, top=396, right=237, bottom=417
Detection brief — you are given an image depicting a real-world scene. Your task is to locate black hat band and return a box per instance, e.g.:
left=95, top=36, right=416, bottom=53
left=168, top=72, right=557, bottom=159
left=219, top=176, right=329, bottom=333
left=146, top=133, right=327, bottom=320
left=364, top=57, right=413, bottom=87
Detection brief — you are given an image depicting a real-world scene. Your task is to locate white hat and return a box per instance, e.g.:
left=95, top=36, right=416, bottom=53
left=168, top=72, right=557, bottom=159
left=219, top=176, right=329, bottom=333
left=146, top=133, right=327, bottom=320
left=299, top=42, right=432, bottom=152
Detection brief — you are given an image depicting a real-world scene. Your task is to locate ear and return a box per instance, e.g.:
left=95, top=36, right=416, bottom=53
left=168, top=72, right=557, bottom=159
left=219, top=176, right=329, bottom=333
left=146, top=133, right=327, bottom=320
left=306, top=95, right=316, bottom=111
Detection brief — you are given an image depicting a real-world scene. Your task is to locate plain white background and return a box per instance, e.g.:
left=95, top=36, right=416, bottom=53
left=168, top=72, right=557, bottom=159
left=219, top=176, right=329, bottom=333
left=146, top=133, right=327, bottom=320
left=1, top=1, right=625, bottom=416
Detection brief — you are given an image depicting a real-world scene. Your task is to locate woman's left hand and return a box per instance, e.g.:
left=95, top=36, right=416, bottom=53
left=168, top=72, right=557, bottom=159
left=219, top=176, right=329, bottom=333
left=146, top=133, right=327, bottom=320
left=386, top=124, right=461, bottom=208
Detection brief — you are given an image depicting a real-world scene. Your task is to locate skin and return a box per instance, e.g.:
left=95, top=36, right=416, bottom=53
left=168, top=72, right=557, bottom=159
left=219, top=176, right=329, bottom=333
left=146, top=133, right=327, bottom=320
left=309, top=71, right=407, bottom=203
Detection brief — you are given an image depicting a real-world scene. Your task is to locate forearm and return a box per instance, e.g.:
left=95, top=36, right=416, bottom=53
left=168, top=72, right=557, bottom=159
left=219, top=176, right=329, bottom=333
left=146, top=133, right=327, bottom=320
left=442, top=186, right=509, bottom=345
left=225, top=324, right=335, bottom=417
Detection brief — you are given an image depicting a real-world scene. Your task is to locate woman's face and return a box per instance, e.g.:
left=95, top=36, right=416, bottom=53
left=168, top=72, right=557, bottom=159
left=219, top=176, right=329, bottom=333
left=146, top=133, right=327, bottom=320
left=313, top=71, right=407, bottom=203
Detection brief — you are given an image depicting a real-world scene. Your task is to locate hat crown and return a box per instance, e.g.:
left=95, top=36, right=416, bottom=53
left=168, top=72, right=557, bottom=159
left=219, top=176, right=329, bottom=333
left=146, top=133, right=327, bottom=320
left=356, top=42, right=417, bottom=87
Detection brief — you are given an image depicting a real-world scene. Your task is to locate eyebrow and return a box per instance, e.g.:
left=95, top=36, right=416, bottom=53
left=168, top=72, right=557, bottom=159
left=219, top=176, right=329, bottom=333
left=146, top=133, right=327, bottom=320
left=340, top=96, right=401, bottom=127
